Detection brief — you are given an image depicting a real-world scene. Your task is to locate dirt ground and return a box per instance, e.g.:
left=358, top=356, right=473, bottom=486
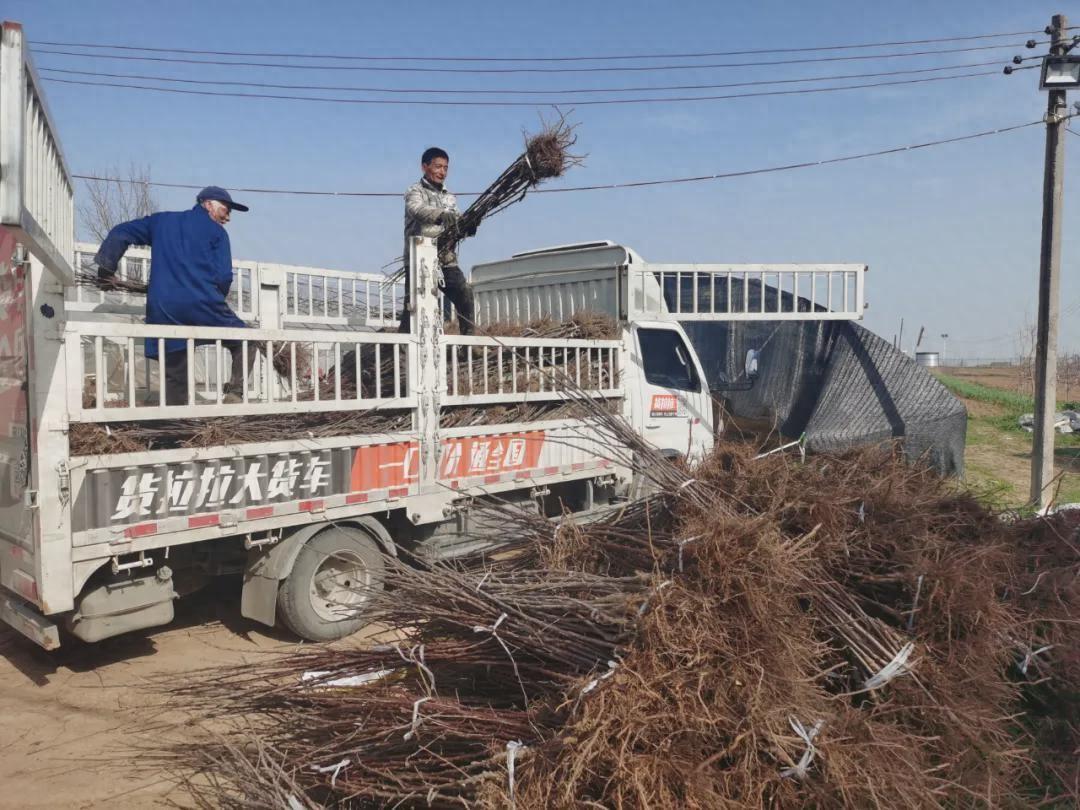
left=0, top=579, right=296, bottom=809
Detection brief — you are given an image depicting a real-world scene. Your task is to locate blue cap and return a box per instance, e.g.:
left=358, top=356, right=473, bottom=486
left=196, top=185, right=249, bottom=212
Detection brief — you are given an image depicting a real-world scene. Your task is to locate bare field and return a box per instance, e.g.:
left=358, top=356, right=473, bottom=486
left=936, top=365, right=1080, bottom=506
left=940, top=364, right=1080, bottom=405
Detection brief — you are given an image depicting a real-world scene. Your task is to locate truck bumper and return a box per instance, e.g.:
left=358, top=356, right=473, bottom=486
left=0, top=591, right=60, bottom=650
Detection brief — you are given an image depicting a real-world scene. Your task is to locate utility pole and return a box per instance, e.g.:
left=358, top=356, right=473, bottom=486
left=1031, top=13, right=1069, bottom=508
left=940, top=333, right=948, bottom=361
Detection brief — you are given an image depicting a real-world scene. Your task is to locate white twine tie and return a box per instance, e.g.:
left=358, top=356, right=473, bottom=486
left=676, top=535, right=701, bottom=572
left=474, top=613, right=528, bottom=704
left=394, top=642, right=437, bottom=694
left=1017, top=644, right=1054, bottom=676
left=310, top=758, right=350, bottom=788
left=506, top=739, right=524, bottom=806
left=580, top=660, right=618, bottom=696
left=779, top=717, right=824, bottom=780
left=863, top=642, right=915, bottom=691
left=403, top=696, right=432, bottom=741
left=637, top=580, right=673, bottom=617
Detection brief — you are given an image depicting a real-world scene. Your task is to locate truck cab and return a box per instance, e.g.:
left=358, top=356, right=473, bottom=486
left=470, top=241, right=867, bottom=461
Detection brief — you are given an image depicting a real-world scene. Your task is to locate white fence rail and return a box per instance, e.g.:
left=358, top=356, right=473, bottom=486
left=66, top=322, right=414, bottom=422
left=70, top=242, right=404, bottom=329
left=0, top=22, right=74, bottom=280
left=68, top=244, right=507, bottom=334
left=441, top=335, right=622, bottom=406
left=630, top=264, right=867, bottom=321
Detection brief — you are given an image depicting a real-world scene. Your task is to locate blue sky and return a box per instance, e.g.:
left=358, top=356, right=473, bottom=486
left=7, top=0, right=1079, bottom=359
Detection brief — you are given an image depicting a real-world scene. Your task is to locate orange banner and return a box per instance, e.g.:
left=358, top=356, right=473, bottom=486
left=349, top=441, right=418, bottom=492
left=439, top=431, right=545, bottom=480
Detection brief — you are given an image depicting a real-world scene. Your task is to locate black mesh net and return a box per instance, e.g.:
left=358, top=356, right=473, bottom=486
left=683, top=318, right=966, bottom=476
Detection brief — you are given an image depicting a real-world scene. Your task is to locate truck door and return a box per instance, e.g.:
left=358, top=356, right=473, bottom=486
left=632, top=325, right=711, bottom=459
left=0, top=228, right=30, bottom=536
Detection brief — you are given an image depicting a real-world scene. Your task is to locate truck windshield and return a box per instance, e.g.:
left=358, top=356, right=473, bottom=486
left=637, top=328, right=700, bottom=392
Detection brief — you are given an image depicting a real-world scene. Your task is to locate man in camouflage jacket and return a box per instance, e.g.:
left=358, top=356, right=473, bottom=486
left=399, top=146, right=475, bottom=334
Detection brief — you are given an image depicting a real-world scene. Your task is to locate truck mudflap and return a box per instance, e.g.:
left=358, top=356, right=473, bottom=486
left=0, top=591, right=60, bottom=650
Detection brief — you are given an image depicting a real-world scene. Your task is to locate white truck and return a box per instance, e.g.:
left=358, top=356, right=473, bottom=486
left=0, top=22, right=866, bottom=648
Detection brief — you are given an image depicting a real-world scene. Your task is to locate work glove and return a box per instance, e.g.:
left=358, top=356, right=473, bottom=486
left=439, top=209, right=461, bottom=229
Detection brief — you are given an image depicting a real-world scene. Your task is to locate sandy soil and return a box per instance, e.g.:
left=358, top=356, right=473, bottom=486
left=0, top=579, right=296, bottom=809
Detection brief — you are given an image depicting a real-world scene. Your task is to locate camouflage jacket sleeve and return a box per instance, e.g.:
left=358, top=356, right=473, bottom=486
left=405, top=185, right=445, bottom=226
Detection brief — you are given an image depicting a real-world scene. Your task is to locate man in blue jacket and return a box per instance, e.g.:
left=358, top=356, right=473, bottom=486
left=94, top=186, right=251, bottom=405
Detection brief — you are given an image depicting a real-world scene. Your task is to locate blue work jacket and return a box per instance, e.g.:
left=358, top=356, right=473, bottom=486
left=94, top=205, right=246, bottom=357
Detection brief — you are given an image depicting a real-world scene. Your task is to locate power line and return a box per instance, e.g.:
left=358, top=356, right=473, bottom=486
left=30, top=41, right=1039, bottom=74
left=71, top=118, right=1042, bottom=198
left=36, top=60, right=1008, bottom=96
left=41, top=70, right=999, bottom=108
left=26, top=29, right=1043, bottom=62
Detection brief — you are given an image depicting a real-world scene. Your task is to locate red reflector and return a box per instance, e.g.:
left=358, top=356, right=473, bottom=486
left=544, top=466, right=559, bottom=476
left=299, top=499, right=325, bottom=512
left=388, top=487, right=408, bottom=499
left=484, top=474, right=501, bottom=484
left=187, top=514, right=220, bottom=529
left=246, top=506, right=274, bottom=520
left=124, top=523, right=157, bottom=539
left=346, top=493, right=369, bottom=504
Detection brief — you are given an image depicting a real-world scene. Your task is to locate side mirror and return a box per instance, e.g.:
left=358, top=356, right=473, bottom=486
left=745, top=348, right=760, bottom=379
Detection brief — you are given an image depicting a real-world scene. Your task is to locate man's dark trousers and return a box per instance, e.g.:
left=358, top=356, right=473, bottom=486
left=398, top=264, right=475, bottom=335
left=161, top=343, right=251, bottom=404
left=163, top=351, right=189, bottom=406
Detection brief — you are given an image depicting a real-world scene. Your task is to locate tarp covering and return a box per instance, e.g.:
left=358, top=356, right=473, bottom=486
left=683, top=319, right=967, bottom=476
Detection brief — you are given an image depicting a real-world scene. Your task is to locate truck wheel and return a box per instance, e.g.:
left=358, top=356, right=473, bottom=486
left=276, top=524, right=386, bottom=642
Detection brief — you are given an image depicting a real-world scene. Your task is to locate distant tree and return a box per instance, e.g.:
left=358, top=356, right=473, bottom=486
left=1017, top=321, right=1036, bottom=398
left=1059, top=353, right=1080, bottom=405
left=77, top=164, right=158, bottom=243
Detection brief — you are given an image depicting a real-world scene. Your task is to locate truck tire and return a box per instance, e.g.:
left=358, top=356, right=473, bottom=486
left=276, top=524, right=386, bottom=642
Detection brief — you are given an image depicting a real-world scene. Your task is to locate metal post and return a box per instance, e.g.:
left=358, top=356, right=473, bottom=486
left=1031, top=13, right=1069, bottom=508
left=410, top=237, right=442, bottom=491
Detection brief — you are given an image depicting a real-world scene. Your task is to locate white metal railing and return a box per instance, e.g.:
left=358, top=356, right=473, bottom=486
left=70, top=242, right=403, bottom=329
left=66, top=322, right=414, bottom=422
left=284, top=264, right=401, bottom=327
left=70, top=244, right=259, bottom=320
left=0, top=22, right=74, bottom=281
left=631, top=264, right=867, bottom=321
left=441, top=335, right=622, bottom=406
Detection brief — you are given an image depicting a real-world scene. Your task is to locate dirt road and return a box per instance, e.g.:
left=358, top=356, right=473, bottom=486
left=0, top=580, right=295, bottom=809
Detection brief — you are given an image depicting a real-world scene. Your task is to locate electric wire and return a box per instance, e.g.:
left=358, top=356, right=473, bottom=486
left=26, top=29, right=1044, bottom=62
left=35, top=60, right=1010, bottom=96
left=42, top=69, right=999, bottom=107
left=30, top=42, right=1042, bottom=74
left=71, top=118, right=1042, bottom=199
